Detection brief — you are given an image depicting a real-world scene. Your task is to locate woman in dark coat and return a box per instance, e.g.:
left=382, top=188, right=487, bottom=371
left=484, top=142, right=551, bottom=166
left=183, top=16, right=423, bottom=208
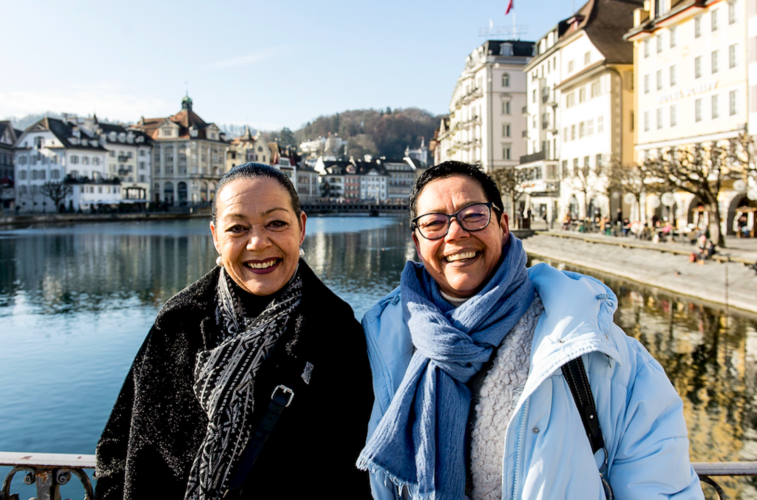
left=95, top=163, right=373, bottom=500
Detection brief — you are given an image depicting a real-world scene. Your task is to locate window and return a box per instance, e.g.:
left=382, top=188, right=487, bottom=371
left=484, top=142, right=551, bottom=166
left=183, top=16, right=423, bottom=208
left=140, top=161, right=146, bottom=170
left=657, top=108, right=663, bottom=129
left=712, top=94, right=719, bottom=118
left=670, top=65, right=677, bottom=86
left=644, top=39, right=650, bottom=58
left=730, top=90, right=738, bottom=115
left=571, top=124, right=576, bottom=140
left=595, top=154, right=603, bottom=175
left=573, top=158, right=579, bottom=176
left=656, top=70, right=663, bottom=90
left=564, top=127, right=569, bottom=141
left=562, top=160, right=569, bottom=178
left=93, top=157, right=100, bottom=166
left=579, top=122, right=585, bottom=138
left=670, top=105, right=677, bottom=127
left=730, top=44, right=737, bottom=69
left=670, top=27, right=677, bottom=48
left=644, top=111, right=650, bottom=131
left=532, top=89, right=537, bottom=103
left=584, top=156, right=590, bottom=170
left=19, top=170, right=26, bottom=180
left=109, top=150, right=115, bottom=157
left=712, top=8, right=719, bottom=31
left=644, top=74, right=650, bottom=93
left=656, top=34, right=663, bottom=53
left=502, top=101, right=511, bottom=114
left=82, top=156, right=90, bottom=165
left=598, top=115, right=604, bottom=133
left=695, top=98, right=703, bottom=122
left=19, top=156, right=27, bottom=165
left=502, top=145, right=511, bottom=160
left=70, top=155, right=79, bottom=164
left=502, top=73, right=510, bottom=87
left=591, top=80, right=600, bottom=97
left=712, top=50, right=719, bottom=73
left=140, top=150, right=146, bottom=157
left=566, top=93, right=575, bottom=107
left=584, top=51, right=591, bottom=65
left=587, top=119, right=594, bottom=135
left=51, top=169, right=60, bottom=180
left=695, top=15, right=702, bottom=37
left=730, top=0, right=737, bottom=24
left=695, top=56, right=702, bottom=78
left=503, top=124, right=511, bottom=137
left=579, top=88, right=586, bottom=102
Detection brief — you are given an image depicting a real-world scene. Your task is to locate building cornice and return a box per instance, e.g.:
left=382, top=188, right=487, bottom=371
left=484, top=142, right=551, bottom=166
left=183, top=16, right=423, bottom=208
left=635, top=126, right=746, bottom=149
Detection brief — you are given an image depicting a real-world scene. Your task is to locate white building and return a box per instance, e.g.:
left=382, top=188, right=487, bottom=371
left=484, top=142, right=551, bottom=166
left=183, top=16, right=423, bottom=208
left=626, top=0, right=752, bottom=233
left=437, top=40, right=534, bottom=180
left=381, top=157, right=422, bottom=201
left=357, top=161, right=388, bottom=201
left=14, top=117, right=113, bottom=213
left=133, top=95, right=227, bottom=206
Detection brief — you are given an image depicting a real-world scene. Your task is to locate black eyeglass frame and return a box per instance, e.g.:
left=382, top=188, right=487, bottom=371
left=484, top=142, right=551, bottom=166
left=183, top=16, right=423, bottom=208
left=411, top=202, right=502, bottom=240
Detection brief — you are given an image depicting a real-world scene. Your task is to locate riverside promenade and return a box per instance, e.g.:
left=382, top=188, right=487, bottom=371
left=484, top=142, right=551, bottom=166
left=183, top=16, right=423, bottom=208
left=522, top=227, right=757, bottom=314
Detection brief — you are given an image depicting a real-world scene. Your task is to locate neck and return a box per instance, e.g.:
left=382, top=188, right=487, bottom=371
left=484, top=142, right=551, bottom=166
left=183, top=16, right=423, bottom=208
left=440, top=289, right=470, bottom=307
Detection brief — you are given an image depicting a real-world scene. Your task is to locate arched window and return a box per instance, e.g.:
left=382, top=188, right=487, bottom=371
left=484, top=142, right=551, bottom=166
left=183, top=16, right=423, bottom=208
left=177, top=182, right=188, bottom=204
left=164, top=181, right=174, bottom=205
left=502, top=73, right=510, bottom=87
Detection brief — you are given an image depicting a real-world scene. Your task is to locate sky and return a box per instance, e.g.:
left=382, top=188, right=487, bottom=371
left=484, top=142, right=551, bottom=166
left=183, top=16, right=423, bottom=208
left=0, top=0, right=578, bottom=132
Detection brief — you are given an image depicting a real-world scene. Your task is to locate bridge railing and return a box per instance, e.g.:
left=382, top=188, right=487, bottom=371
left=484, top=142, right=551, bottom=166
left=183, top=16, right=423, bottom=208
left=0, top=453, right=753, bottom=499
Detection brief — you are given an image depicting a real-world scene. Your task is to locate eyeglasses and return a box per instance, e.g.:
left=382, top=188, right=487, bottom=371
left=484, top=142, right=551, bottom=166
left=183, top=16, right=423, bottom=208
left=412, top=202, right=500, bottom=240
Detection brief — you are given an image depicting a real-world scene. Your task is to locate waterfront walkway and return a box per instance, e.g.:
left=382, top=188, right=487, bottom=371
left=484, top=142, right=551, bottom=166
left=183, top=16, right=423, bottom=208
left=522, top=229, right=757, bottom=315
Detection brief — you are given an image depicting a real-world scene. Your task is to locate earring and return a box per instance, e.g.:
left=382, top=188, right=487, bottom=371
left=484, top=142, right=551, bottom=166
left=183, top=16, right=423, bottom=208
left=216, top=255, right=223, bottom=267
left=299, top=247, right=305, bottom=258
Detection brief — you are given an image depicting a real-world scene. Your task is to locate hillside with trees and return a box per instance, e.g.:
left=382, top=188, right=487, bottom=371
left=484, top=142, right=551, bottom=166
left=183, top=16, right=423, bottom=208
left=266, top=108, right=443, bottom=159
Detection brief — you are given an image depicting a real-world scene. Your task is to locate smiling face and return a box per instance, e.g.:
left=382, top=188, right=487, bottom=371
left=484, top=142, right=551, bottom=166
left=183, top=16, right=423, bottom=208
left=210, top=176, right=306, bottom=296
left=412, top=175, right=509, bottom=299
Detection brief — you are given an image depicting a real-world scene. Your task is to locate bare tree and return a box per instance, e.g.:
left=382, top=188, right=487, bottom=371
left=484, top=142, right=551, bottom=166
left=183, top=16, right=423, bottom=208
left=40, top=180, right=73, bottom=213
left=605, top=160, right=659, bottom=221
left=644, top=144, right=740, bottom=247
left=567, top=160, right=595, bottom=219
left=490, top=166, right=527, bottom=228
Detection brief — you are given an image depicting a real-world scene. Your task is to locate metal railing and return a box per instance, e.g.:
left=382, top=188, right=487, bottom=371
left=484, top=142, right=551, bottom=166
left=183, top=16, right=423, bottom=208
left=0, top=453, right=753, bottom=499
left=0, top=452, right=95, bottom=500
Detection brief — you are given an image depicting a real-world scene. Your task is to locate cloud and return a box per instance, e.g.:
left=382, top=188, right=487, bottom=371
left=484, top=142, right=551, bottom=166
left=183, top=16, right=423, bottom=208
left=0, top=82, right=174, bottom=122
left=205, top=46, right=291, bottom=70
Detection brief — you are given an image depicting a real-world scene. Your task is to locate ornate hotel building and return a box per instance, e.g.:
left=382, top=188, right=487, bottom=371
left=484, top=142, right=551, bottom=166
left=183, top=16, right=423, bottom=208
left=626, top=0, right=750, bottom=233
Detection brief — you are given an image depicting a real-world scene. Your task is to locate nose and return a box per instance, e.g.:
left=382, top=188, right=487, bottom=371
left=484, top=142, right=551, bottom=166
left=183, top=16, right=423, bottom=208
left=445, top=217, right=469, bottom=241
left=246, top=226, right=271, bottom=251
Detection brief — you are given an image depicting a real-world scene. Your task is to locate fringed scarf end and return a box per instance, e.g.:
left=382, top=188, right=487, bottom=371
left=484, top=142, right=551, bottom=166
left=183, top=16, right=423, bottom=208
left=356, top=455, right=436, bottom=500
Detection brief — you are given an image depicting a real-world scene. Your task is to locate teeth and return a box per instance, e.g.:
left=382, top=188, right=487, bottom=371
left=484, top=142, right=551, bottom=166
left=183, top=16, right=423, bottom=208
left=246, top=260, right=277, bottom=269
left=446, top=251, right=477, bottom=262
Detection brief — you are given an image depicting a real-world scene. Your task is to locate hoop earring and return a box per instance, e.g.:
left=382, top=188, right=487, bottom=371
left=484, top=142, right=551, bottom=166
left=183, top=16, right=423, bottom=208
left=216, top=255, right=223, bottom=266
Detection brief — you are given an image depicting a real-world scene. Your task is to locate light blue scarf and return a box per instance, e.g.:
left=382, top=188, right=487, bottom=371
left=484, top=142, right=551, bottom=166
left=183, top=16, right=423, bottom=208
left=357, top=235, right=535, bottom=499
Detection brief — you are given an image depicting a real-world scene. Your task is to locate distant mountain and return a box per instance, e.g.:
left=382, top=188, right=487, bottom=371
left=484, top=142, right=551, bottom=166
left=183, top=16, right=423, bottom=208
left=290, top=108, right=443, bottom=159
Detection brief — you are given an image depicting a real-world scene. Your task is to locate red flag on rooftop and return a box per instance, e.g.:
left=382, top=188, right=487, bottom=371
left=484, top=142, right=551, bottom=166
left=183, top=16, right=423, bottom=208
left=506, top=0, right=514, bottom=15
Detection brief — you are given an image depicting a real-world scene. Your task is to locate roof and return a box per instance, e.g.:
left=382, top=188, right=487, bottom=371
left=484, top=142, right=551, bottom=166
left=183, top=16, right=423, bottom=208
left=0, top=121, right=19, bottom=149
left=355, top=161, right=389, bottom=176
left=562, top=0, right=642, bottom=64
left=625, top=0, right=705, bottom=40
left=323, top=161, right=356, bottom=175
left=94, top=122, right=152, bottom=145
left=132, top=97, right=225, bottom=143
left=480, top=40, right=536, bottom=57
left=19, top=117, right=107, bottom=151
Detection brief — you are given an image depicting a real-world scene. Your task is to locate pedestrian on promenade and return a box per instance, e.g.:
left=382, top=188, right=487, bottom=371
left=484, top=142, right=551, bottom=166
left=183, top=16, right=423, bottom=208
left=95, top=163, right=372, bottom=500
left=358, top=161, right=703, bottom=500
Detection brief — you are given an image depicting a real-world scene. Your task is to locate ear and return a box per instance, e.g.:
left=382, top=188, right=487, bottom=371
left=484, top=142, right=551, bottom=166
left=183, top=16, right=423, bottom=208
left=412, top=230, right=421, bottom=259
left=299, top=211, right=308, bottom=246
left=499, top=211, right=511, bottom=245
left=210, top=221, right=221, bottom=254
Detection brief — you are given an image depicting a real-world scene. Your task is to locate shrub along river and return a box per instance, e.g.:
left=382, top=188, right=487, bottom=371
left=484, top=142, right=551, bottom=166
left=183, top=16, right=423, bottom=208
left=0, top=217, right=755, bottom=499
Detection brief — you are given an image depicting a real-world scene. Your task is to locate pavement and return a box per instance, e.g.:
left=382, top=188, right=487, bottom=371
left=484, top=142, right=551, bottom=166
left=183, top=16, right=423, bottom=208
left=521, top=226, right=757, bottom=314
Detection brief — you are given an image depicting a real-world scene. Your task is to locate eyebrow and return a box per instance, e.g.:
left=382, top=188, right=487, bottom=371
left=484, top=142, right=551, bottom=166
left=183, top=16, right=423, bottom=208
left=223, top=207, right=289, bottom=220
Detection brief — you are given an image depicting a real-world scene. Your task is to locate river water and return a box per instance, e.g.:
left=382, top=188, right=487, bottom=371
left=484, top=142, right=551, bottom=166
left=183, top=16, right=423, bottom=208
left=0, top=217, right=755, bottom=499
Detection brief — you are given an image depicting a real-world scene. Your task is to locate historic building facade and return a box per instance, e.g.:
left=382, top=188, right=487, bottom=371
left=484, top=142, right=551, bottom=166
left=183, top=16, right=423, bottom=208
left=626, top=0, right=749, bottom=233
left=436, top=40, right=534, bottom=184
left=133, top=95, right=227, bottom=205
left=0, top=121, right=21, bottom=180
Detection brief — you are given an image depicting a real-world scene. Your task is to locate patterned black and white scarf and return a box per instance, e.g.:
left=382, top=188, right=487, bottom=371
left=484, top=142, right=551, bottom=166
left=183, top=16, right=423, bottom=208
left=184, top=266, right=303, bottom=500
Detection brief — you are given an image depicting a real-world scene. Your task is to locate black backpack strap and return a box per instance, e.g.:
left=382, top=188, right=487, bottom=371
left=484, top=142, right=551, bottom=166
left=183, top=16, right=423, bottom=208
left=223, top=385, right=294, bottom=499
left=562, top=356, right=614, bottom=499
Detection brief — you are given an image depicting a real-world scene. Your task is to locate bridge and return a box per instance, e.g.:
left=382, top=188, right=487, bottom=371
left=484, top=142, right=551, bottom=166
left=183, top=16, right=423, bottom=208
left=301, top=201, right=409, bottom=216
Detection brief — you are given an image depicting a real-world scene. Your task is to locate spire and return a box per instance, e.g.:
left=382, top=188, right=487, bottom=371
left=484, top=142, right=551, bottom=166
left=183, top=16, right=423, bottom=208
left=181, top=94, right=193, bottom=112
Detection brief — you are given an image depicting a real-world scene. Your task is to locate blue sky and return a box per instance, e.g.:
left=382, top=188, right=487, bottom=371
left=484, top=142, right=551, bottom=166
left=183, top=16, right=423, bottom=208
left=0, top=0, right=577, bottom=132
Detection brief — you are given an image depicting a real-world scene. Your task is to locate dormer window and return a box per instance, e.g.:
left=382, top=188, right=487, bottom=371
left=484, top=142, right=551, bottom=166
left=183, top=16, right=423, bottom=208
left=127, top=132, right=134, bottom=143
left=109, top=131, right=117, bottom=142
left=136, top=136, right=144, bottom=143
left=500, top=43, right=514, bottom=56
left=118, top=132, right=126, bottom=142
left=162, top=129, right=173, bottom=137
left=190, top=129, right=198, bottom=138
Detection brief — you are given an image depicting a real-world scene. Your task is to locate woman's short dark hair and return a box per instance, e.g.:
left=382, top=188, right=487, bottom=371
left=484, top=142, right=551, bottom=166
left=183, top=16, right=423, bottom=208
left=409, top=161, right=504, bottom=223
left=212, top=162, right=301, bottom=224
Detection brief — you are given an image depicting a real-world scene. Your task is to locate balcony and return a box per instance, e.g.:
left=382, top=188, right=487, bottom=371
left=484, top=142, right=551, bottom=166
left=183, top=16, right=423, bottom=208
left=522, top=106, right=528, bottom=116
left=117, top=155, right=129, bottom=163
left=519, top=151, right=546, bottom=165
left=522, top=130, right=529, bottom=138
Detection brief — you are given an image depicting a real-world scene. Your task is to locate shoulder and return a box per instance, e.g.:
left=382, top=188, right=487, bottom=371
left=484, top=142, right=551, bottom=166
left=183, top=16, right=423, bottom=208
left=299, top=261, right=357, bottom=323
left=154, top=266, right=220, bottom=328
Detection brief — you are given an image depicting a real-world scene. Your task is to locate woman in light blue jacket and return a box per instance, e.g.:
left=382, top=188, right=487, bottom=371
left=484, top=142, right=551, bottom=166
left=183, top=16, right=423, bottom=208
left=357, top=161, right=703, bottom=500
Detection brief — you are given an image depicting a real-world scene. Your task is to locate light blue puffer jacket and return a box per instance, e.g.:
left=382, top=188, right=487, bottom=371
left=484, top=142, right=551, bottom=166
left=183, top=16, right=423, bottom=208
left=362, top=263, right=704, bottom=500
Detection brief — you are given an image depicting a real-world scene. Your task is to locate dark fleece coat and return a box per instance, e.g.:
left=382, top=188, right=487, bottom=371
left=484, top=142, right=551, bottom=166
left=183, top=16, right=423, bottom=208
left=95, top=262, right=373, bottom=499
